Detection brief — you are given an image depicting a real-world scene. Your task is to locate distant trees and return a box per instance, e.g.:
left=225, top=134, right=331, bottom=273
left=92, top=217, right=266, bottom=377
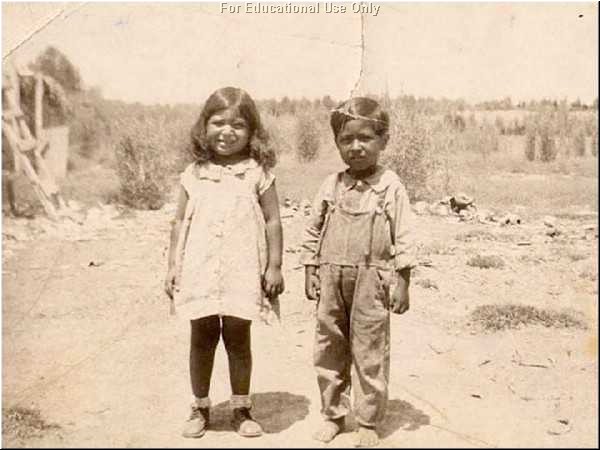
left=30, top=46, right=82, bottom=93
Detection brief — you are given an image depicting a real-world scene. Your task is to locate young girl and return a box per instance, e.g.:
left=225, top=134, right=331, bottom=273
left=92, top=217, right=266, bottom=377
left=301, top=97, right=416, bottom=447
left=164, top=87, right=284, bottom=439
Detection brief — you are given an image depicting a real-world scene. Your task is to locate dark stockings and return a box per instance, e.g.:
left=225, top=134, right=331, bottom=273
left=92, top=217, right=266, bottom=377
left=189, top=315, right=252, bottom=398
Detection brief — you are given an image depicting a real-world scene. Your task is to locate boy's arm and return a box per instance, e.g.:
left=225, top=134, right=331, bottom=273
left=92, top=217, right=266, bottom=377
left=392, top=184, right=417, bottom=275
left=299, top=176, right=334, bottom=266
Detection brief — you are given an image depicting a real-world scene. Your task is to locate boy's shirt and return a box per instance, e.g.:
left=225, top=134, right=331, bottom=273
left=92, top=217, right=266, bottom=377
left=300, top=166, right=417, bottom=271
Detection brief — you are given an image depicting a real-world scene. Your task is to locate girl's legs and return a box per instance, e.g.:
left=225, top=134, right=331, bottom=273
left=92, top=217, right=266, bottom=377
left=190, top=315, right=221, bottom=398
left=222, top=316, right=262, bottom=437
left=222, top=316, right=252, bottom=395
left=184, top=315, right=220, bottom=438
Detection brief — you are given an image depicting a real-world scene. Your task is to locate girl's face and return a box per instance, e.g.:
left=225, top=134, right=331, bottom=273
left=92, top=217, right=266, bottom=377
left=335, top=119, right=388, bottom=175
left=206, top=107, right=251, bottom=157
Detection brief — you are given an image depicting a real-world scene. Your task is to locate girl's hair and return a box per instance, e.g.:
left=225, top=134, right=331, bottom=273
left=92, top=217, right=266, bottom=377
left=330, top=97, right=390, bottom=139
left=190, top=87, right=275, bottom=168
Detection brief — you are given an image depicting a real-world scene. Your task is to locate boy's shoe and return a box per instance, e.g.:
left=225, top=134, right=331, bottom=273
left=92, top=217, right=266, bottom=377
left=182, top=406, right=210, bottom=438
left=231, top=407, right=263, bottom=437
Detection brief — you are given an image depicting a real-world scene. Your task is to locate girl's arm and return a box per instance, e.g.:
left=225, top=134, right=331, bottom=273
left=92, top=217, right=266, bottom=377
left=259, top=181, right=284, bottom=297
left=165, top=187, right=188, bottom=298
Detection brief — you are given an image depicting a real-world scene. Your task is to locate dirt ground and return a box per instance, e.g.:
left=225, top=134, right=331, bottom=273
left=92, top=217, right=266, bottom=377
left=2, top=203, right=598, bottom=448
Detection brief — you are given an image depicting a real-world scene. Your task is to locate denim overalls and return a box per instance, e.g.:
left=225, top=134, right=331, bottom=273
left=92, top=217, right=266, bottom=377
left=314, top=174, right=394, bottom=427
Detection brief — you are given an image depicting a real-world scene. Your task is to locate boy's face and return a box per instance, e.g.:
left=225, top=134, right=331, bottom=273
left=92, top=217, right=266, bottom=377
left=335, top=119, right=388, bottom=174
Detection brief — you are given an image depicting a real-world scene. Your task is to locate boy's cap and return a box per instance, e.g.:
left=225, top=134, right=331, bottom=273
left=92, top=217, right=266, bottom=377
left=331, top=103, right=387, bottom=124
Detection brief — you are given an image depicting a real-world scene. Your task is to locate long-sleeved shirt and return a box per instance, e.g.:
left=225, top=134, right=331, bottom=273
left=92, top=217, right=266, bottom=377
left=300, top=166, right=417, bottom=271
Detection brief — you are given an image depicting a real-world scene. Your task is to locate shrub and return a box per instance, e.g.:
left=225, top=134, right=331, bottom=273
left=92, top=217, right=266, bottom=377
left=466, top=254, right=505, bottom=269
left=539, top=127, right=557, bottom=162
left=468, top=303, right=587, bottom=332
left=112, top=115, right=188, bottom=209
left=592, top=130, right=598, bottom=157
left=295, top=112, right=321, bottom=162
left=572, top=128, right=586, bottom=157
left=383, top=109, right=435, bottom=201
left=525, top=129, right=536, bottom=161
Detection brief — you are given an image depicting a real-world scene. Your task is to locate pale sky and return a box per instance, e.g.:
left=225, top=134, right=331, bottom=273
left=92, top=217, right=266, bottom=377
left=2, top=1, right=598, bottom=104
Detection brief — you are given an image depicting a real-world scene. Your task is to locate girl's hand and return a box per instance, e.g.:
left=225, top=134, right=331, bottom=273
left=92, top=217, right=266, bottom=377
left=305, top=266, right=320, bottom=301
left=391, top=282, right=409, bottom=314
left=164, top=267, right=179, bottom=300
left=263, top=266, right=285, bottom=299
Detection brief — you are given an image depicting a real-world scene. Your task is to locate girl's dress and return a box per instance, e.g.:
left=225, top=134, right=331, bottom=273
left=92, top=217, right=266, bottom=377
left=173, top=158, right=276, bottom=322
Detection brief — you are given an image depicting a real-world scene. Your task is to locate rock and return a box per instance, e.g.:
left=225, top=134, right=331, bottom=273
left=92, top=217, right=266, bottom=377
left=413, top=201, right=429, bottom=215
left=543, top=215, right=557, bottom=228
left=430, top=203, right=450, bottom=217
left=546, top=228, right=562, bottom=238
left=284, top=198, right=293, bottom=208
left=501, top=214, right=521, bottom=226
left=459, top=209, right=473, bottom=221
left=450, top=193, right=474, bottom=212
left=475, top=209, right=494, bottom=223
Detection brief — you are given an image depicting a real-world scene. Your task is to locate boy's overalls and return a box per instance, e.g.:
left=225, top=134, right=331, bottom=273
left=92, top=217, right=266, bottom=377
left=314, top=175, right=394, bottom=427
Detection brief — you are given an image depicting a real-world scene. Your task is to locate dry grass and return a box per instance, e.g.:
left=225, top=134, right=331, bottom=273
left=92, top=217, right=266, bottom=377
left=468, top=303, right=588, bottom=332
left=415, top=278, right=439, bottom=290
left=466, top=254, right=505, bottom=269
left=2, top=406, right=61, bottom=443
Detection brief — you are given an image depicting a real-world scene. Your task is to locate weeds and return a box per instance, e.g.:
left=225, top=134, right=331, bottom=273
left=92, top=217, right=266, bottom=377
left=2, top=406, right=61, bottom=443
left=467, top=254, right=505, bottom=269
left=468, top=303, right=587, bottom=332
left=295, top=112, right=321, bottom=162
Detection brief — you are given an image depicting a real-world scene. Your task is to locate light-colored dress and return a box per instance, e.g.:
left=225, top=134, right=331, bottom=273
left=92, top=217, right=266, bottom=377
left=173, top=158, right=275, bottom=322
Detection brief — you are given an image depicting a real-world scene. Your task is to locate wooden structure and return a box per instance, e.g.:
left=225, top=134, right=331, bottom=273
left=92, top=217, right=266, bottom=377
left=2, top=62, right=67, bottom=219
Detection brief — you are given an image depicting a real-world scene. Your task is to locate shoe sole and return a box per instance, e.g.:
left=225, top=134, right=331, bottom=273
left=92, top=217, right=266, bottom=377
left=182, top=430, right=207, bottom=439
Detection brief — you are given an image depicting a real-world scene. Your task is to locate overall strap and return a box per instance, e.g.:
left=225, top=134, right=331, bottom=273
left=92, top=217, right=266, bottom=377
left=365, top=185, right=390, bottom=263
left=315, top=172, right=343, bottom=258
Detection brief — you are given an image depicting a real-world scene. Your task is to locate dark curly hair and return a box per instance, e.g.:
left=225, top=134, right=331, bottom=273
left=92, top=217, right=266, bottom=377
left=330, top=97, right=390, bottom=140
left=190, top=87, right=276, bottom=169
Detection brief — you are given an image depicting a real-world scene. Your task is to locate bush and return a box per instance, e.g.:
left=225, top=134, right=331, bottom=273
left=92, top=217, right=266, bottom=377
left=539, top=127, right=557, bottom=162
left=592, top=130, right=598, bottom=157
left=572, top=128, right=586, bottom=157
left=295, top=112, right=321, bottom=162
left=113, top=115, right=188, bottom=209
left=469, top=303, right=587, bottom=332
left=467, top=254, right=505, bottom=269
left=383, top=109, right=434, bottom=201
left=525, top=129, right=536, bottom=161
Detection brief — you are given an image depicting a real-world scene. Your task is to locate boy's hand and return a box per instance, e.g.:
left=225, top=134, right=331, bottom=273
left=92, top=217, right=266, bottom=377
left=164, top=267, right=179, bottom=300
left=263, top=266, right=285, bottom=299
left=391, top=284, right=409, bottom=314
left=391, top=268, right=411, bottom=314
left=305, top=266, right=320, bottom=301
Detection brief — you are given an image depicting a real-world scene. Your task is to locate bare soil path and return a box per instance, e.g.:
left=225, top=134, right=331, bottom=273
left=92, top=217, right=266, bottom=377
left=2, top=207, right=598, bottom=448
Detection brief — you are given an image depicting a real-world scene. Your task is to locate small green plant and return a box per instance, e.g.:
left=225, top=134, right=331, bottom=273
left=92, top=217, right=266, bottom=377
left=467, top=254, right=505, bottom=269
left=468, top=303, right=587, bottom=332
left=415, top=278, right=438, bottom=290
left=295, top=112, right=321, bottom=162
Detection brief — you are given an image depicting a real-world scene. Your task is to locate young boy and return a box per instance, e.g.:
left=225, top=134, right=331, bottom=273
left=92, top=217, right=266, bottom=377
left=300, top=97, right=416, bottom=447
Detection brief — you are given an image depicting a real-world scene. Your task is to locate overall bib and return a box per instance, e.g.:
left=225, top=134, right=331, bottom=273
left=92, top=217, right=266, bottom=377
left=314, top=179, right=393, bottom=427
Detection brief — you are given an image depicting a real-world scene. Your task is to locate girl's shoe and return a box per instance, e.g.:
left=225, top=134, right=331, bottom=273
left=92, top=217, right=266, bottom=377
left=182, top=406, right=210, bottom=438
left=231, top=407, right=263, bottom=437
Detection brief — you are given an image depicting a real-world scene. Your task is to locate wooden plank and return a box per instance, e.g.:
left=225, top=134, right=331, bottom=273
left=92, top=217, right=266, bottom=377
left=2, top=122, right=58, bottom=219
left=34, top=74, right=44, bottom=139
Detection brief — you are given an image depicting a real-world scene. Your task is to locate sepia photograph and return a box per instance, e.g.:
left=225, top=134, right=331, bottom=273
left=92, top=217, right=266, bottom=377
left=2, top=1, right=598, bottom=447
